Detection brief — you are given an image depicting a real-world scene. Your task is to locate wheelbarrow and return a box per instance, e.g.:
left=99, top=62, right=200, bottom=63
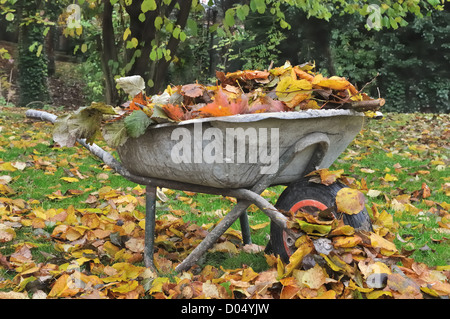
left=26, top=108, right=373, bottom=272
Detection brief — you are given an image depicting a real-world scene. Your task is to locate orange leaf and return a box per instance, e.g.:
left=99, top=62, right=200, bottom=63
left=198, top=88, right=245, bottom=117
left=293, top=66, right=314, bottom=82
left=162, top=104, right=185, bottom=121
left=280, top=284, right=300, bottom=299
left=225, top=70, right=270, bottom=81
left=129, top=92, right=147, bottom=111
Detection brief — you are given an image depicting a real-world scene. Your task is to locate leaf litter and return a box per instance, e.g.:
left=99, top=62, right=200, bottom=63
left=53, top=61, right=385, bottom=148
left=1, top=101, right=449, bottom=299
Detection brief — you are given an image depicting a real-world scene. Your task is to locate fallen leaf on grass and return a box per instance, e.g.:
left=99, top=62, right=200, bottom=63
left=209, top=241, right=239, bottom=254
left=370, top=232, right=398, bottom=256
left=60, top=177, right=79, bottom=183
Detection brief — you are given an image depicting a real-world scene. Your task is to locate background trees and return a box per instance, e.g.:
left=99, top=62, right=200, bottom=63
left=0, top=0, right=449, bottom=112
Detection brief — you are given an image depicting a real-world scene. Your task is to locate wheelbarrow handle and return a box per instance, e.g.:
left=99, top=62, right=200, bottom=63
left=26, top=109, right=58, bottom=123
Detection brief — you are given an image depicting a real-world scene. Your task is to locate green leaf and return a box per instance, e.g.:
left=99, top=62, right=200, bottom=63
left=141, top=0, right=157, bottom=13
left=295, top=220, right=332, bottom=236
left=157, top=48, right=163, bottom=60
left=150, top=49, right=157, bottom=61
left=172, top=27, right=181, bottom=39
left=89, top=102, right=116, bottom=115
left=43, top=27, right=50, bottom=37
left=427, top=0, right=441, bottom=6
left=186, top=18, right=198, bottom=35
left=126, top=37, right=139, bottom=49
left=124, top=110, right=153, bottom=138
left=224, top=9, right=235, bottom=27
left=36, top=45, right=43, bottom=57
left=5, top=12, right=14, bottom=21
left=29, top=42, right=37, bottom=53
left=165, top=22, right=174, bottom=33
left=250, top=0, right=266, bottom=14
left=236, top=5, right=249, bottom=21
left=154, top=16, right=163, bottom=29
left=179, top=31, right=187, bottom=42
left=102, top=121, right=129, bottom=148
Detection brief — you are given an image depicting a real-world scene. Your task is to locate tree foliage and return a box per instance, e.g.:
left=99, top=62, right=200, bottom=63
left=1, top=0, right=449, bottom=110
left=330, top=8, right=450, bottom=113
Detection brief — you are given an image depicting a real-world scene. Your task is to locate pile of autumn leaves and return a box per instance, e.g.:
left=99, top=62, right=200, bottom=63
left=53, top=61, right=381, bottom=148
left=1, top=172, right=449, bottom=299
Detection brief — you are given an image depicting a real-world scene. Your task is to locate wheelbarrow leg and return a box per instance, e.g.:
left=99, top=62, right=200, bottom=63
left=144, top=185, right=157, bottom=272
left=175, top=200, right=252, bottom=272
left=239, top=210, right=252, bottom=245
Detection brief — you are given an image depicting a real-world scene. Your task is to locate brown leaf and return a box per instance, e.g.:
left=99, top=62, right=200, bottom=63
left=387, top=273, right=422, bottom=299
left=181, top=83, right=204, bottom=98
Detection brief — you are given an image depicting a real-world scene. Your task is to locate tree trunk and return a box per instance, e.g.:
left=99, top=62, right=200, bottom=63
left=45, top=26, right=56, bottom=77
left=99, top=0, right=120, bottom=105
left=151, top=0, right=192, bottom=94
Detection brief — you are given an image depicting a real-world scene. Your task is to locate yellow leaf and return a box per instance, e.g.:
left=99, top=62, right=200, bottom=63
left=348, top=279, right=373, bottom=293
left=315, top=168, right=345, bottom=186
left=111, top=280, right=139, bottom=293
left=0, top=162, right=16, bottom=172
left=209, top=241, right=238, bottom=254
left=366, top=290, right=392, bottom=299
left=336, top=188, right=366, bottom=215
left=383, top=173, right=398, bottom=182
left=436, top=265, right=450, bottom=271
left=250, top=222, right=270, bottom=230
left=242, top=267, right=259, bottom=282
left=370, top=232, right=398, bottom=256
left=123, top=27, right=131, bottom=41
left=317, top=76, right=351, bottom=90
left=60, top=177, right=79, bottom=183
left=329, top=225, right=355, bottom=237
left=0, top=184, right=15, bottom=195
left=284, top=235, right=314, bottom=277
left=332, top=235, right=362, bottom=248
left=103, top=241, right=120, bottom=258
left=320, top=254, right=343, bottom=272
left=312, top=290, right=336, bottom=299
left=149, top=277, right=170, bottom=294
left=276, top=77, right=312, bottom=103
left=48, top=273, right=79, bottom=298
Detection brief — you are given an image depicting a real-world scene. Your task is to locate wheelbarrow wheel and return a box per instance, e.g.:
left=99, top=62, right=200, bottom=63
left=269, top=180, right=372, bottom=263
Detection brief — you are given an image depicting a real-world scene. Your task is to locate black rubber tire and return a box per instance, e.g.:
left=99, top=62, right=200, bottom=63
left=270, top=181, right=372, bottom=263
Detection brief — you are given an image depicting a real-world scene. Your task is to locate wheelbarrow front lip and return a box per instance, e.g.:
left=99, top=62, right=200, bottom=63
left=151, top=109, right=365, bottom=129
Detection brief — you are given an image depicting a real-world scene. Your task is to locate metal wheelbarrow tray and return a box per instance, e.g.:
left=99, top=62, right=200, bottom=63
left=26, top=108, right=371, bottom=272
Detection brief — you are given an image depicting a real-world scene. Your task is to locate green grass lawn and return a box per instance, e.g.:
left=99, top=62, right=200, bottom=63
left=1, top=107, right=449, bottom=298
